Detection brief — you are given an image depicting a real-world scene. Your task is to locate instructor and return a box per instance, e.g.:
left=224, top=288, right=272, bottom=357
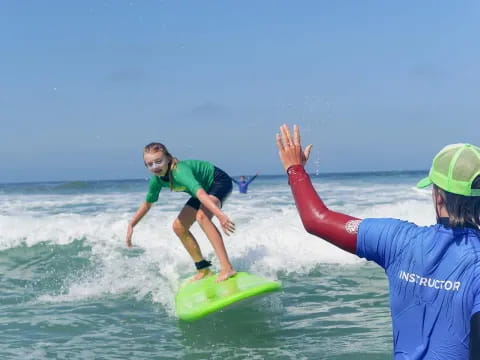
left=276, top=124, right=480, bottom=359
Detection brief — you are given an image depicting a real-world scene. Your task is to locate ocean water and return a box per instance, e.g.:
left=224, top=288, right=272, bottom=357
left=0, top=171, right=435, bottom=359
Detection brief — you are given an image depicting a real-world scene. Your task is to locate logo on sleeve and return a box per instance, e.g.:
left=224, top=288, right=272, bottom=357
left=345, top=220, right=362, bottom=234
left=172, top=186, right=187, bottom=192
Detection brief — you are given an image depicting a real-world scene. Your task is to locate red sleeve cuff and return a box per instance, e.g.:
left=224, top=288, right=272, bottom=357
left=287, top=164, right=308, bottom=185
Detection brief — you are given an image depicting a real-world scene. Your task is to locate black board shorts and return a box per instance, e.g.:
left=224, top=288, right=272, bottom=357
left=185, top=167, right=232, bottom=210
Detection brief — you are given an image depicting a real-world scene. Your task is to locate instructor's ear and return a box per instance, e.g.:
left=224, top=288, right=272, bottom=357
left=433, top=187, right=444, bottom=207
left=432, top=187, right=447, bottom=221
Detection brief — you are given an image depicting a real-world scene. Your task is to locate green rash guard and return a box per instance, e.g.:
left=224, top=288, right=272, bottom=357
left=145, top=160, right=215, bottom=203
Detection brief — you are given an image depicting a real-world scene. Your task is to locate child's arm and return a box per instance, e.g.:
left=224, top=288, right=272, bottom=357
left=231, top=177, right=239, bottom=184
left=126, top=201, right=152, bottom=247
left=195, top=189, right=235, bottom=235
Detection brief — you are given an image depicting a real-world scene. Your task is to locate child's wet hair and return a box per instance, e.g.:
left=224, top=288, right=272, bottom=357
left=143, top=142, right=167, bottom=153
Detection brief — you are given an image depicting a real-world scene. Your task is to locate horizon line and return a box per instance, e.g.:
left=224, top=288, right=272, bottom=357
left=0, top=168, right=429, bottom=186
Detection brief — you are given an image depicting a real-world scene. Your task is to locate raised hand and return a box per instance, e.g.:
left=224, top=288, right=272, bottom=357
left=276, top=124, right=313, bottom=171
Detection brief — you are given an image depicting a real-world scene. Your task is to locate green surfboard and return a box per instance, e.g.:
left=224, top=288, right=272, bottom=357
left=175, top=272, right=281, bottom=321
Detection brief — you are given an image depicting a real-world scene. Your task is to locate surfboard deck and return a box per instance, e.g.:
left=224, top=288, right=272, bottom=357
left=175, top=272, right=281, bottom=321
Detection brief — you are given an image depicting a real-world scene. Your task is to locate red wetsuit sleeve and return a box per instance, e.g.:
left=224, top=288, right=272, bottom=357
left=287, top=165, right=360, bottom=254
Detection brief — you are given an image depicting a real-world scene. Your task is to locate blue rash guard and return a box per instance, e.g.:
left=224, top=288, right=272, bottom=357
left=357, top=218, right=480, bottom=359
left=232, top=175, right=257, bottom=194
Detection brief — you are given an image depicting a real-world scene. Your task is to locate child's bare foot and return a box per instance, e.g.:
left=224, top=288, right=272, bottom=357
left=216, top=269, right=237, bottom=282
left=189, top=268, right=213, bottom=282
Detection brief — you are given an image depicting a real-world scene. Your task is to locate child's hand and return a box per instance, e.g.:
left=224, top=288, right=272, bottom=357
left=218, top=214, right=235, bottom=236
left=126, top=224, right=133, bottom=247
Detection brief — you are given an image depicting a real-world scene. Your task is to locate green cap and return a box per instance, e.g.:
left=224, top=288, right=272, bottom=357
left=417, top=143, right=480, bottom=196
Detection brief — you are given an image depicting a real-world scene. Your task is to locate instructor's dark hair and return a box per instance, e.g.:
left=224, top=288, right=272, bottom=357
left=434, top=175, right=480, bottom=228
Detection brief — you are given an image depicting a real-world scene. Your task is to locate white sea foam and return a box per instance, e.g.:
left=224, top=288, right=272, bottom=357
left=2, top=176, right=436, bottom=306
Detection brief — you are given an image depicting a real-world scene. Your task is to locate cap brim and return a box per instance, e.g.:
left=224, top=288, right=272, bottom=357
left=416, top=177, right=433, bottom=189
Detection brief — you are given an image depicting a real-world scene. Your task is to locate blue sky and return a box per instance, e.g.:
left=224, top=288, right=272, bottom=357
left=1, top=1, right=479, bottom=182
